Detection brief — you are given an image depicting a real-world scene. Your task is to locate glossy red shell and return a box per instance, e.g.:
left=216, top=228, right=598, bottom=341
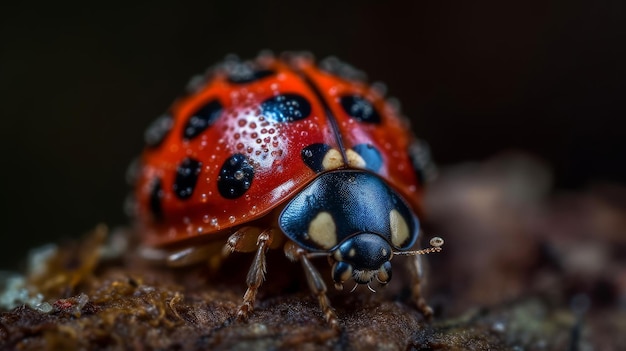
left=133, top=53, right=425, bottom=247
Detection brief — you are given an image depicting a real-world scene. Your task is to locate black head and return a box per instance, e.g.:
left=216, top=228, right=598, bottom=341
left=331, top=233, right=393, bottom=287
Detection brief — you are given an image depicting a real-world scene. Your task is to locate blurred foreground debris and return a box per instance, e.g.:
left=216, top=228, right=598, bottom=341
left=1, top=152, right=624, bottom=350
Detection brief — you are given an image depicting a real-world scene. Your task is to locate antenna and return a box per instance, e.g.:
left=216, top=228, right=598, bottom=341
left=393, top=236, right=444, bottom=256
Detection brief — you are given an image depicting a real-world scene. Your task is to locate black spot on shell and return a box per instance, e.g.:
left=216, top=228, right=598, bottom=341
left=144, top=114, right=173, bottom=147
left=261, top=94, right=311, bottom=122
left=149, top=178, right=164, bottom=220
left=183, top=99, right=223, bottom=140
left=340, top=95, right=381, bottom=124
left=227, top=69, right=275, bottom=84
left=353, top=143, right=383, bottom=171
left=301, top=143, right=332, bottom=173
left=173, top=158, right=202, bottom=199
left=218, top=154, right=254, bottom=199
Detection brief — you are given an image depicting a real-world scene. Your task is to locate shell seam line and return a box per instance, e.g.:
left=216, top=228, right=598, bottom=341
left=296, top=72, right=349, bottom=164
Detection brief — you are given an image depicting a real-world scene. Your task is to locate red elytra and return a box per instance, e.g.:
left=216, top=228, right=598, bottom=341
left=133, top=53, right=426, bottom=247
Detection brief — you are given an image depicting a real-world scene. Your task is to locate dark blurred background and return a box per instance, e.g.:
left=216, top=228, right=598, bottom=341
left=1, top=1, right=624, bottom=270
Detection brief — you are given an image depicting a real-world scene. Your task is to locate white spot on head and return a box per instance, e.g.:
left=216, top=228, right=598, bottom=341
left=389, top=209, right=410, bottom=247
left=308, top=211, right=337, bottom=249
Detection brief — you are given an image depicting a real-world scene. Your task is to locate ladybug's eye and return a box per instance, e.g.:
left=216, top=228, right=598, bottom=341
left=261, top=94, right=311, bottom=123
left=183, top=99, right=223, bottom=140
left=340, top=95, right=381, bottom=124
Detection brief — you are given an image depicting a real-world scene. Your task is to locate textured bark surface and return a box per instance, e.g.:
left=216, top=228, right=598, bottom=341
left=1, top=154, right=624, bottom=350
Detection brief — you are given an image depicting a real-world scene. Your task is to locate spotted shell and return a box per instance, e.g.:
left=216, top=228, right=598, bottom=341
left=132, top=52, right=431, bottom=247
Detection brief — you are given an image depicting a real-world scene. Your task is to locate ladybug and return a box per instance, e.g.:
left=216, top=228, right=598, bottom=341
left=132, top=52, right=442, bottom=328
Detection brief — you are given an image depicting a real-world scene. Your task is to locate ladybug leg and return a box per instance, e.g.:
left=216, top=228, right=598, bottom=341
left=225, top=227, right=276, bottom=321
left=223, top=226, right=264, bottom=255
left=407, top=254, right=434, bottom=320
left=284, top=241, right=339, bottom=330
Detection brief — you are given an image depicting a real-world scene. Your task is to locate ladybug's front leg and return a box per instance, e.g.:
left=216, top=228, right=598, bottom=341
left=284, top=241, right=339, bottom=330
left=407, top=253, right=434, bottom=320
left=224, top=227, right=276, bottom=321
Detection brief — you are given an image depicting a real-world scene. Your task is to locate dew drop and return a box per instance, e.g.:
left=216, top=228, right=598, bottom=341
left=210, top=218, right=219, bottom=227
left=229, top=215, right=236, bottom=223
left=202, top=215, right=210, bottom=223
left=234, top=170, right=245, bottom=180
left=201, top=193, right=208, bottom=202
